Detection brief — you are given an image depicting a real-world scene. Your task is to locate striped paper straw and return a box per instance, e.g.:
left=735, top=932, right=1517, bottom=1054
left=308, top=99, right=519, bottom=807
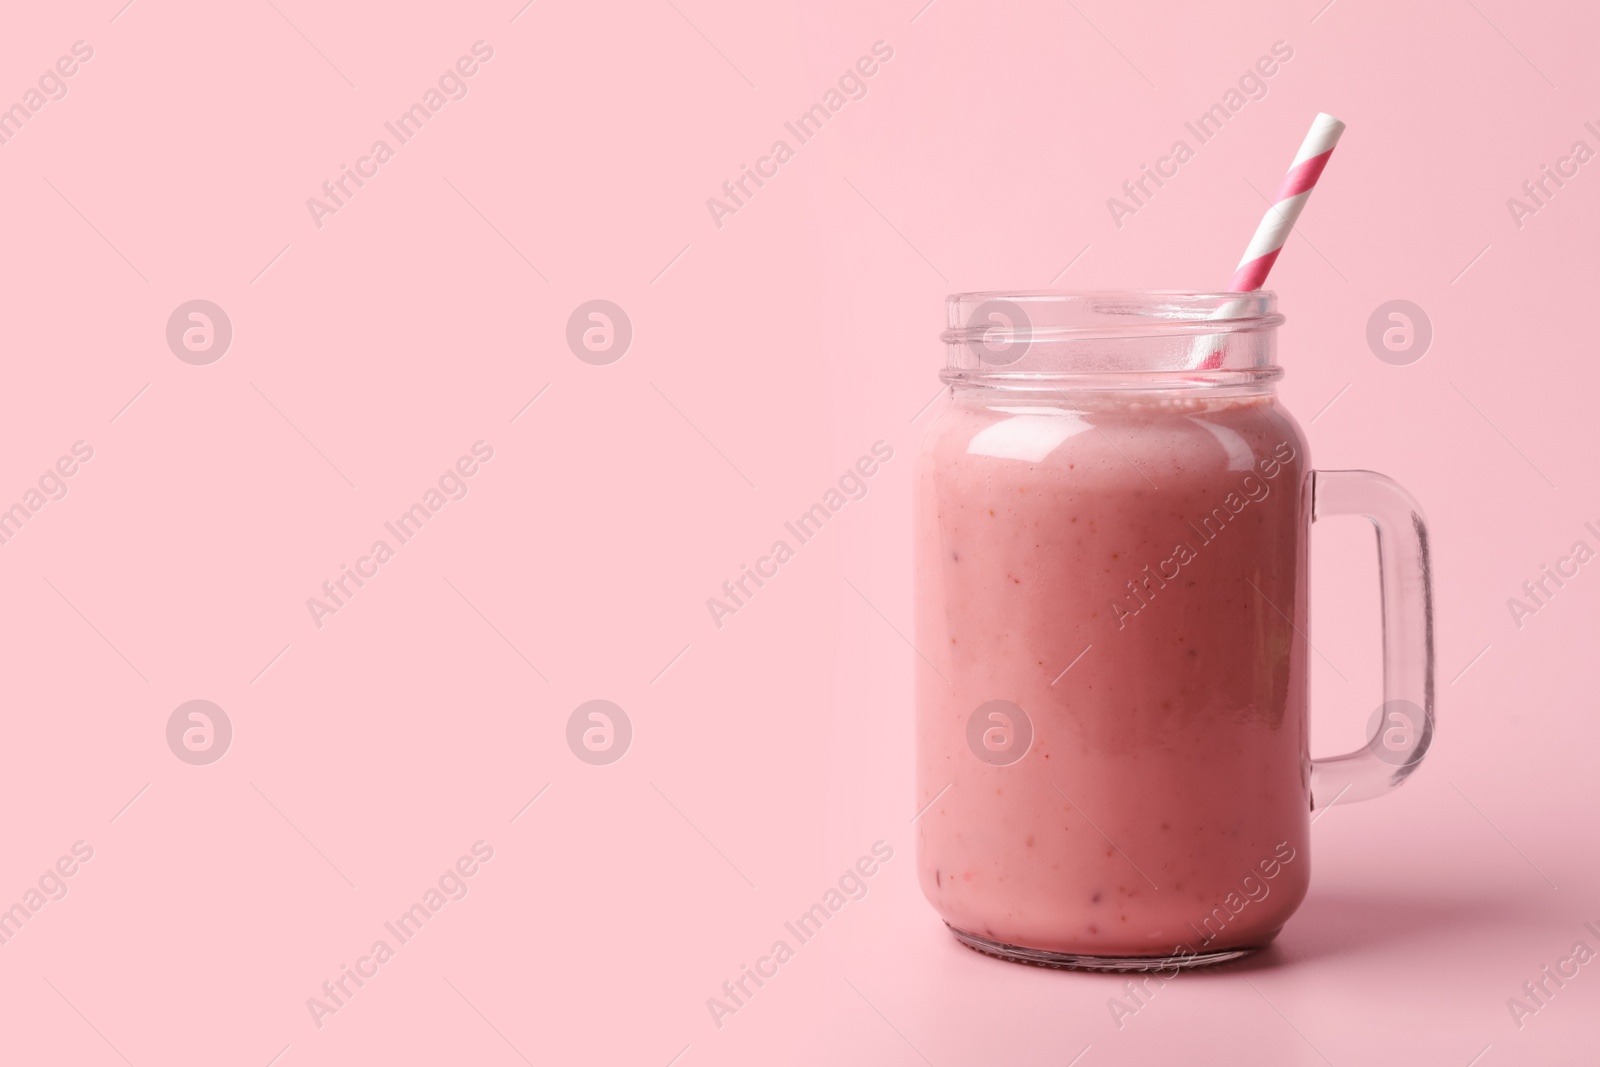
left=1194, top=112, right=1345, bottom=369
left=1229, top=112, right=1345, bottom=291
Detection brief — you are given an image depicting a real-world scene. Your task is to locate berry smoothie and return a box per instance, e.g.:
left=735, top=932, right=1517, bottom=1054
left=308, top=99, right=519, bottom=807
left=914, top=389, right=1312, bottom=960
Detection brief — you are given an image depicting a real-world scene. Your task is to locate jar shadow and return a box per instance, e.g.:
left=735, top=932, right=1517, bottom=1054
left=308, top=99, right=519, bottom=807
left=941, top=889, right=1536, bottom=980
left=1190, top=888, right=1538, bottom=975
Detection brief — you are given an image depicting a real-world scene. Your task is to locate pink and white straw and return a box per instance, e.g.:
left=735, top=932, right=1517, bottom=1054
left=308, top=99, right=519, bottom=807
left=1194, top=112, right=1345, bottom=369
left=1228, top=112, right=1346, bottom=291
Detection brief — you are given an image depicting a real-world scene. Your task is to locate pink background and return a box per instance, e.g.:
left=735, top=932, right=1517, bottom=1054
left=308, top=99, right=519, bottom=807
left=1, top=0, right=1597, bottom=1063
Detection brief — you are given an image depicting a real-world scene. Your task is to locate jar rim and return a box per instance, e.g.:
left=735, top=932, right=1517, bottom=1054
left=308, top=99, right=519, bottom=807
left=941, top=290, right=1284, bottom=386
left=944, top=290, right=1283, bottom=341
left=949, top=288, right=1276, bottom=301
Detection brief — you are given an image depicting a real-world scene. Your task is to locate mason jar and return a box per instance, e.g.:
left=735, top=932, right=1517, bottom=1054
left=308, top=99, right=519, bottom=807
left=913, top=291, right=1434, bottom=970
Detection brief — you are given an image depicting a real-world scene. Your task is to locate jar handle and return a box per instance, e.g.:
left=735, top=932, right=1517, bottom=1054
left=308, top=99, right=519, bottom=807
left=1308, top=470, right=1436, bottom=810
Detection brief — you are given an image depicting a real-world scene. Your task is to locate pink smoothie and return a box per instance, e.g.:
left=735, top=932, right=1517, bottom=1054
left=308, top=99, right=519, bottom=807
left=914, top=389, right=1312, bottom=959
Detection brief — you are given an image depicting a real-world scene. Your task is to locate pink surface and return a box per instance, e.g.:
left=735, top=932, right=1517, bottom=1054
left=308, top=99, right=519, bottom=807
left=0, top=1, right=1595, bottom=1064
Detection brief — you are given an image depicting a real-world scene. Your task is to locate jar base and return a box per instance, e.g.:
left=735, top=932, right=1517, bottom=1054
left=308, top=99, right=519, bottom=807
left=947, top=923, right=1261, bottom=972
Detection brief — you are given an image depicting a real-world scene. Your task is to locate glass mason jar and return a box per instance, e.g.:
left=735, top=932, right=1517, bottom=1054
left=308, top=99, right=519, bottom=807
left=913, top=292, right=1434, bottom=970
